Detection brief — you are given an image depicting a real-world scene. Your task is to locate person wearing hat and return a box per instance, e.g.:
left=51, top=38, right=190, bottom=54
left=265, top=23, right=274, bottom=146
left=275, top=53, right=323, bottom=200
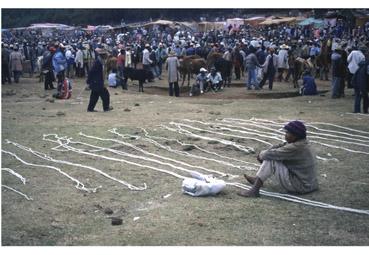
left=165, top=49, right=180, bottom=97
left=9, top=45, right=23, bottom=83
left=331, top=46, right=345, bottom=98
left=277, top=44, right=289, bottom=82
left=206, top=67, right=223, bottom=92
left=238, top=120, right=318, bottom=197
left=42, top=46, right=56, bottom=90
left=142, top=43, right=153, bottom=81
left=259, top=47, right=278, bottom=90
left=190, top=67, right=208, bottom=96
left=86, top=47, right=113, bottom=112
left=52, top=43, right=67, bottom=90
left=75, top=46, right=84, bottom=77
left=156, top=42, right=167, bottom=77
left=2, top=42, right=12, bottom=84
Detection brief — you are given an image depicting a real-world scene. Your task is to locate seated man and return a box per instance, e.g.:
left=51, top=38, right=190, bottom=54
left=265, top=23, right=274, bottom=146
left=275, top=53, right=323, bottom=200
left=206, top=67, right=223, bottom=92
left=238, top=120, right=318, bottom=197
left=190, top=67, right=208, bottom=96
left=300, top=70, right=318, bottom=96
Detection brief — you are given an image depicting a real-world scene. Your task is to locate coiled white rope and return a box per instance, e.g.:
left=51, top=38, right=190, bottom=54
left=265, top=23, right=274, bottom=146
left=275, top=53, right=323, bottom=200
left=2, top=167, right=27, bottom=184
left=2, top=149, right=99, bottom=193
left=5, top=139, right=146, bottom=191
left=80, top=130, right=231, bottom=178
left=43, top=134, right=188, bottom=179
left=2, top=185, right=33, bottom=201
left=140, top=129, right=260, bottom=171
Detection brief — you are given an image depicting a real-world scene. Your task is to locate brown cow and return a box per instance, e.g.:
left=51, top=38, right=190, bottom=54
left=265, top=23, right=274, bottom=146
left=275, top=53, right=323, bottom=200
left=179, top=55, right=206, bottom=86
left=105, top=55, right=118, bottom=77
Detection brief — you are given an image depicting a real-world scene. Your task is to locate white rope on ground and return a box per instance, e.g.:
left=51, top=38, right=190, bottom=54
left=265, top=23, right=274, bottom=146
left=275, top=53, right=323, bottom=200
left=226, top=182, right=369, bottom=216
left=222, top=118, right=286, bottom=134
left=140, top=129, right=260, bottom=171
left=221, top=118, right=369, bottom=143
left=316, top=155, right=339, bottom=162
left=2, top=168, right=27, bottom=184
left=43, top=134, right=188, bottom=179
left=80, top=131, right=231, bottom=178
left=276, top=116, right=369, bottom=136
left=2, top=149, right=99, bottom=193
left=216, top=119, right=286, bottom=139
left=2, top=185, right=33, bottom=201
left=41, top=132, right=369, bottom=216
left=113, top=128, right=249, bottom=175
left=183, top=119, right=282, bottom=144
left=345, top=112, right=369, bottom=117
left=216, top=118, right=369, bottom=147
left=215, top=118, right=369, bottom=155
left=5, top=140, right=146, bottom=191
left=164, top=122, right=255, bottom=154
left=46, top=133, right=369, bottom=216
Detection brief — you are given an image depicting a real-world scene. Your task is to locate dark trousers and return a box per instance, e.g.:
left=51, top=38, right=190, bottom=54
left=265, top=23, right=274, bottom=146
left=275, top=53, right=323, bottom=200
left=347, top=72, right=353, bottom=89
left=339, top=76, right=346, bottom=97
left=87, top=87, right=110, bottom=111
left=354, top=87, right=369, bottom=113
left=44, top=71, right=55, bottom=90
left=2, top=64, right=11, bottom=84
left=13, top=71, right=21, bottom=83
left=169, top=82, right=179, bottom=97
left=234, top=66, right=241, bottom=80
left=83, top=62, right=89, bottom=77
left=66, top=64, right=74, bottom=78
left=260, top=71, right=275, bottom=90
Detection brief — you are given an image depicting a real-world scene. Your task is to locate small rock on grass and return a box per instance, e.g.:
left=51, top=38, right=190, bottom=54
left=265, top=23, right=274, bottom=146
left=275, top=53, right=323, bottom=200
left=111, top=217, right=123, bottom=226
left=182, top=145, right=195, bottom=151
left=104, top=208, right=114, bottom=215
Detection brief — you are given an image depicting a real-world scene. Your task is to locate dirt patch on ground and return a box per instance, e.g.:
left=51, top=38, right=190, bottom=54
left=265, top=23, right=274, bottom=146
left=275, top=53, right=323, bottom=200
left=1, top=72, right=369, bottom=246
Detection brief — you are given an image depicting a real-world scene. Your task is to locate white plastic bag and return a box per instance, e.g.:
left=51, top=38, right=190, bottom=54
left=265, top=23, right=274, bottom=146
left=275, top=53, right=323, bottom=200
left=182, top=171, right=226, bottom=197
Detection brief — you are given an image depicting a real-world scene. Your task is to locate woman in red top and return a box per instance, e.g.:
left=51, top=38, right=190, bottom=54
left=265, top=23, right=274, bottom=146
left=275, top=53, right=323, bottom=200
left=117, top=49, right=126, bottom=88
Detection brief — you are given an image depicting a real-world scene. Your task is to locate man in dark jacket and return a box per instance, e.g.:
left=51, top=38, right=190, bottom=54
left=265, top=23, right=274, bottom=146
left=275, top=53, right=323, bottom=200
left=42, top=46, right=56, bottom=90
left=1, top=43, right=12, bottom=84
left=331, top=47, right=345, bottom=98
left=352, top=60, right=369, bottom=113
left=87, top=48, right=113, bottom=112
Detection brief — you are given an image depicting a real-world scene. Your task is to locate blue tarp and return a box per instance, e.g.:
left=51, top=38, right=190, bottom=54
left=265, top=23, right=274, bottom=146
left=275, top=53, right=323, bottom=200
left=298, top=18, right=324, bottom=27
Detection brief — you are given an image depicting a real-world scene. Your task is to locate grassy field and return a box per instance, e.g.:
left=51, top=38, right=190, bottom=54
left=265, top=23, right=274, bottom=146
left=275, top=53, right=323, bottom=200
left=1, top=72, right=369, bottom=246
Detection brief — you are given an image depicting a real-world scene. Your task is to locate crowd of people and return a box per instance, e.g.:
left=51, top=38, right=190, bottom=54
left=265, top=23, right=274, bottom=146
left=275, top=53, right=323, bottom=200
left=2, top=16, right=369, bottom=113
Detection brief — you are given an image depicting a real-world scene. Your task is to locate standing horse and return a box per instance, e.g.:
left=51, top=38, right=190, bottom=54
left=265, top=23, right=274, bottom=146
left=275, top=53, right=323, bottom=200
left=316, top=40, right=330, bottom=81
